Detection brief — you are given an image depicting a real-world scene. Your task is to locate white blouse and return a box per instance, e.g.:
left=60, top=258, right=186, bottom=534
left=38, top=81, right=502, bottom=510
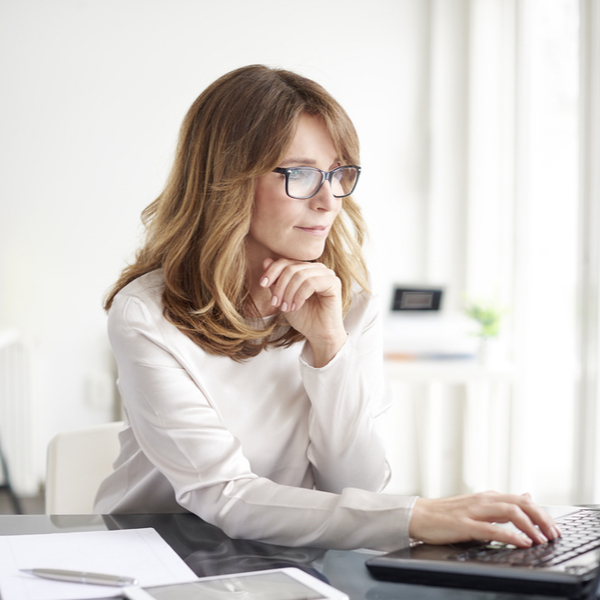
left=94, top=270, right=416, bottom=551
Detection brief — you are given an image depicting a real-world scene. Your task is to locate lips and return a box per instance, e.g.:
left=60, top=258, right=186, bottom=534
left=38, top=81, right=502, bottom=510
left=296, top=225, right=330, bottom=237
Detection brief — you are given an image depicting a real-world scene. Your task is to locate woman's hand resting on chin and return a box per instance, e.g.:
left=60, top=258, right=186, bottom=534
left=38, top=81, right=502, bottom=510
left=409, top=491, right=561, bottom=548
left=260, top=257, right=347, bottom=368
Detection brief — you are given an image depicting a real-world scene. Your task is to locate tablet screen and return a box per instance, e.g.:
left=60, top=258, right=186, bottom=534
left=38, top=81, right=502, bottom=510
left=146, top=570, right=325, bottom=600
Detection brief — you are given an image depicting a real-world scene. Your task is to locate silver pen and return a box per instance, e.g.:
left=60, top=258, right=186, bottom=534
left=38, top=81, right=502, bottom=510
left=21, top=568, right=138, bottom=587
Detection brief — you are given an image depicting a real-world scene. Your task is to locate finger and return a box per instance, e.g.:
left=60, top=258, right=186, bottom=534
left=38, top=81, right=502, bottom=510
left=269, top=264, right=328, bottom=310
left=259, top=259, right=301, bottom=307
left=472, top=502, right=548, bottom=545
left=481, top=493, right=560, bottom=541
left=260, top=258, right=318, bottom=289
left=266, top=262, right=310, bottom=308
left=262, top=257, right=275, bottom=274
left=278, top=267, right=330, bottom=311
left=515, top=495, right=560, bottom=540
left=284, top=271, right=340, bottom=312
left=465, top=520, right=535, bottom=548
left=259, top=257, right=291, bottom=288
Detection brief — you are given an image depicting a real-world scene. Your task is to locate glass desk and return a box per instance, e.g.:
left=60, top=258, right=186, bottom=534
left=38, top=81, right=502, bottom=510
left=0, top=513, right=560, bottom=600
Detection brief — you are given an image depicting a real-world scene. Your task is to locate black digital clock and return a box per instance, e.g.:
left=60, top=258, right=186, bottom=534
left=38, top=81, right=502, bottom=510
left=391, top=287, right=443, bottom=312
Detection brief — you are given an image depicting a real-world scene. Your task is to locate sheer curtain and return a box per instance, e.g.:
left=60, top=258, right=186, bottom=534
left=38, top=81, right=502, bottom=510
left=575, top=0, right=600, bottom=504
left=512, top=0, right=579, bottom=504
left=421, top=0, right=581, bottom=504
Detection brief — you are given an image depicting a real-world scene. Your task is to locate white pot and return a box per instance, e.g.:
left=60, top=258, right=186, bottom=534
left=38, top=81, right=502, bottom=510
left=477, top=338, right=504, bottom=366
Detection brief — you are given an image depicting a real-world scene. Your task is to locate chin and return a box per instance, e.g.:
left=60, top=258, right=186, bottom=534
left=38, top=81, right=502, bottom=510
left=294, top=241, right=327, bottom=262
left=283, top=249, right=324, bottom=262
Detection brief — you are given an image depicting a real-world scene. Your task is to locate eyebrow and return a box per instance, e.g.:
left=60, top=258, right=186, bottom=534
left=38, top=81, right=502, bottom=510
left=278, top=157, right=318, bottom=167
left=278, top=157, right=342, bottom=168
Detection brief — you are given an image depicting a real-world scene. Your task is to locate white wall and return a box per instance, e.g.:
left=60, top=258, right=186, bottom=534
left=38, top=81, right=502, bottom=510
left=0, top=0, right=431, bottom=488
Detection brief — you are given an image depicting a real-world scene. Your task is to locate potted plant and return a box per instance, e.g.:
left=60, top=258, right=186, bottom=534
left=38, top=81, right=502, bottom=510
left=465, top=301, right=507, bottom=365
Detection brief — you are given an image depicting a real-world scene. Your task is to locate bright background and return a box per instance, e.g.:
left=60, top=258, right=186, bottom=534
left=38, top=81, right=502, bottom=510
left=1, top=0, right=596, bottom=506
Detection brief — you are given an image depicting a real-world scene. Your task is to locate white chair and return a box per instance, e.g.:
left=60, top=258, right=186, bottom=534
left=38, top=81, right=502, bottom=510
left=45, top=421, right=124, bottom=514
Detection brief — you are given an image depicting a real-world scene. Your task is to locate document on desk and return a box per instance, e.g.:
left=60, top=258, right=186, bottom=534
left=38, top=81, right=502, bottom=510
left=0, top=528, right=198, bottom=600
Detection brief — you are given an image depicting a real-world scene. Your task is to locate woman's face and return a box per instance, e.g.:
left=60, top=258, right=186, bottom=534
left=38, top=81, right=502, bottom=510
left=247, top=114, right=343, bottom=265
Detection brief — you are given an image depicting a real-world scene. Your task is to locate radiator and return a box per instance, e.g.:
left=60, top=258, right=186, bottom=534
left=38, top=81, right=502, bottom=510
left=0, top=329, right=36, bottom=496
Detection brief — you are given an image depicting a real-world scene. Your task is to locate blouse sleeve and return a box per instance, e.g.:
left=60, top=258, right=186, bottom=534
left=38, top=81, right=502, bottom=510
left=105, top=290, right=414, bottom=552
left=299, top=290, right=393, bottom=494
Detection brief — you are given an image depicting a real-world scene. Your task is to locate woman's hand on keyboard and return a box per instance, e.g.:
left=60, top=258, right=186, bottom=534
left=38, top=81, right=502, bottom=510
left=409, top=491, right=561, bottom=548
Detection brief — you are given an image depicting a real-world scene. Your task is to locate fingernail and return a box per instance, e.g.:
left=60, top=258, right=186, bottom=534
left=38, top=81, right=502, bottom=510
left=291, top=303, right=296, bottom=311
left=552, top=526, right=561, bottom=539
left=281, top=302, right=288, bottom=312
left=520, top=535, right=533, bottom=547
left=537, top=533, right=548, bottom=544
left=271, top=296, right=278, bottom=306
left=260, top=277, right=269, bottom=287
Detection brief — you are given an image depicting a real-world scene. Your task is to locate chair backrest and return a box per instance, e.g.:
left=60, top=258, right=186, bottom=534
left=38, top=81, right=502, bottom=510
left=45, top=421, right=124, bottom=514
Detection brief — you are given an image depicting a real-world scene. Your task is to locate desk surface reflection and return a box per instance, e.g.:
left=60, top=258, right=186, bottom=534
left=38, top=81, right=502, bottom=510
left=0, top=514, right=560, bottom=600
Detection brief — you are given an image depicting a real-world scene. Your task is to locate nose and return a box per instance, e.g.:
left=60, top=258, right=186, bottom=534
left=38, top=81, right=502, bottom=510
left=309, top=180, right=339, bottom=211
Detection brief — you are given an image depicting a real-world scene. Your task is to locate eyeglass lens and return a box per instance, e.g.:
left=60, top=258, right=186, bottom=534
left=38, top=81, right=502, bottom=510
left=287, top=167, right=359, bottom=199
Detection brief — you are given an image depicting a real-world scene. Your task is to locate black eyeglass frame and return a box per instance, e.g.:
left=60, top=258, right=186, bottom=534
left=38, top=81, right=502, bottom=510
left=272, top=165, right=361, bottom=200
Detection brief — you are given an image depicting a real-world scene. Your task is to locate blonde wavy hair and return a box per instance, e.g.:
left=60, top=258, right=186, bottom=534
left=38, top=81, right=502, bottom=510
left=105, top=64, right=369, bottom=360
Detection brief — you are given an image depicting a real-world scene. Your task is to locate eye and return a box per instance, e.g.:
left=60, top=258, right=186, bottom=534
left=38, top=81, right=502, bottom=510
left=288, top=168, right=310, bottom=182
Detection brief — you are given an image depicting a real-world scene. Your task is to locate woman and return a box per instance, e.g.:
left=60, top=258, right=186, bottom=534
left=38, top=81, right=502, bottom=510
left=95, top=64, right=558, bottom=551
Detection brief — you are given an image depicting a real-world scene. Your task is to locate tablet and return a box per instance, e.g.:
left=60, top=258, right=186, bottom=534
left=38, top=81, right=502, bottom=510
left=143, top=567, right=349, bottom=600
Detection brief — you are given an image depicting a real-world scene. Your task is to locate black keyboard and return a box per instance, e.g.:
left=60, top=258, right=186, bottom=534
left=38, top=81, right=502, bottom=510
left=453, top=509, right=600, bottom=568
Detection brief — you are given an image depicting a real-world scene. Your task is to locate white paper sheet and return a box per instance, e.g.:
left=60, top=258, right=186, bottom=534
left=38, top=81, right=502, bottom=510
left=0, top=527, right=198, bottom=600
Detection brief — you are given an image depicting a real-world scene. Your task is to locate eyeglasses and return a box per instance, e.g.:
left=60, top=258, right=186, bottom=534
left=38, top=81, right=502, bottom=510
left=272, top=165, right=361, bottom=200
